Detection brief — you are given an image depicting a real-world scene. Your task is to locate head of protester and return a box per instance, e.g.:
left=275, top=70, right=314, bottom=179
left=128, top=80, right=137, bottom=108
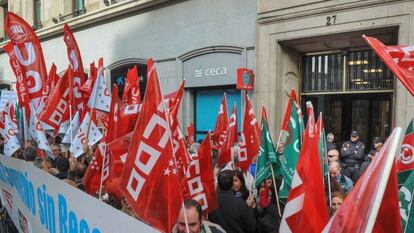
left=329, top=161, right=353, bottom=194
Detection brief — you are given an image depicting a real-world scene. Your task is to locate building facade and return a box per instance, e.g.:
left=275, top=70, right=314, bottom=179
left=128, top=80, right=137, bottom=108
left=257, top=0, right=414, bottom=145
left=0, top=0, right=256, bottom=140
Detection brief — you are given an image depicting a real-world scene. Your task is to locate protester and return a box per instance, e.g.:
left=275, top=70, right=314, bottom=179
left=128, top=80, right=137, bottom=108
left=173, top=199, right=225, bottom=233
left=257, top=178, right=282, bottom=233
left=329, top=161, right=353, bottom=194
left=54, top=156, right=70, bottom=180
left=329, top=191, right=346, bottom=216
left=340, top=130, right=365, bottom=182
left=326, top=132, right=336, bottom=151
left=23, top=146, right=37, bottom=163
left=209, top=170, right=257, bottom=233
left=51, top=143, right=63, bottom=158
left=233, top=170, right=256, bottom=209
left=327, top=148, right=340, bottom=163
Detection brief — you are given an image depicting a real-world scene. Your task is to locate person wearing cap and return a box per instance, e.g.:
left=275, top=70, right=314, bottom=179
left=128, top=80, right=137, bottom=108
left=340, top=130, right=365, bottom=182
left=359, top=136, right=383, bottom=176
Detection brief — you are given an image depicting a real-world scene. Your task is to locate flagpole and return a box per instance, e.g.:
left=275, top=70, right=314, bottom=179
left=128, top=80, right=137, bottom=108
left=270, top=164, right=282, bottom=217
left=98, top=144, right=106, bottom=200
left=321, top=114, right=332, bottom=207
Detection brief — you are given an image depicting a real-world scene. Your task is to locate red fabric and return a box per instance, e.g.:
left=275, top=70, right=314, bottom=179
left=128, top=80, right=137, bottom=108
left=259, top=185, right=271, bottom=208
left=80, top=62, right=97, bottom=101
left=323, top=129, right=402, bottom=233
left=183, top=132, right=218, bottom=213
left=5, top=12, right=47, bottom=109
left=281, top=89, right=296, bottom=131
left=122, top=65, right=141, bottom=104
left=64, top=24, right=85, bottom=111
left=187, top=123, right=194, bottom=145
left=372, top=163, right=402, bottom=233
left=39, top=67, right=72, bottom=130
left=363, top=35, right=414, bottom=97
left=280, top=102, right=328, bottom=233
left=217, top=103, right=237, bottom=167
left=120, top=59, right=183, bottom=233
left=238, top=94, right=260, bottom=171
left=83, top=141, right=106, bottom=195
left=213, top=93, right=229, bottom=146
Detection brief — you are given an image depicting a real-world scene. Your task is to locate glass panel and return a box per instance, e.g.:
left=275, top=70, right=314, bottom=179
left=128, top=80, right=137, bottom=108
left=195, top=89, right=241, bottom=142
left=370, top=99, right=391, bottom=140
left=302, top=53, right=342, bottom=93
left=346, top=50, right=394, bottom=90
left=351, top=100, right=370, bottom=142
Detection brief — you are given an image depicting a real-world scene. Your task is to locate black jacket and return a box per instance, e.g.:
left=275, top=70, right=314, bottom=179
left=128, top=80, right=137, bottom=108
left=340, top=140, right=365, bottom=165
left=209, top=190, right=257, bottom=233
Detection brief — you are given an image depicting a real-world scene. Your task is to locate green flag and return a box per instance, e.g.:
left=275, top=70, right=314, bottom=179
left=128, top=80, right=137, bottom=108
left=255, top=114, right=280, bottom=188
left=279, top=97, right=303, bottom=198
left=399, top=169, right=414, bottom=233
left=317, top=115, right=329, bottom=176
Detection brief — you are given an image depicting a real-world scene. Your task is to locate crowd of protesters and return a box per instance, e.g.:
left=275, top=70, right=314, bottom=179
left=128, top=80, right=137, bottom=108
left=0, top=128, right=384, bottom=233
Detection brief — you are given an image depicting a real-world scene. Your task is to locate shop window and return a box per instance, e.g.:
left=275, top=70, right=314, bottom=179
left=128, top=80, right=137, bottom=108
left=110, top=63, right=147, bottom=99
left=302, top=50, right=394, bottom=93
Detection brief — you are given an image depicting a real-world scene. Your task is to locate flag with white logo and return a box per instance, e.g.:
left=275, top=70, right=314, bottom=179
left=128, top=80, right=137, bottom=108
left=70, top=112, right=103, bottom=158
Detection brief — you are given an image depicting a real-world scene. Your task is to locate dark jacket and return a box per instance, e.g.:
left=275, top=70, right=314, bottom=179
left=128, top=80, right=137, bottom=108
left=209, top=190, right=257, bottom=233
left=54, top=171, right=68, bottom=180
left=340, top=140, right=365, bottom=165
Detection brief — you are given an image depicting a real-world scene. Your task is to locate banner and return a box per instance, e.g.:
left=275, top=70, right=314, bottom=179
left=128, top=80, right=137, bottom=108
left=0, top=91, right=18, bottom=112
left=0, top=156, right=158, bottom=233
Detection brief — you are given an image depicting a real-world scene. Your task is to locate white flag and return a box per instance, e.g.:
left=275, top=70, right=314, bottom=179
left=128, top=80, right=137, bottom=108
left=87, top=67, right=111, bottom=112
left=3, top=110, right=20, bottom=157
left=62, top=112, right=80, bottom=144
left=70, top=112, right=103, bottom=158
left=29, top=104, right=52, bottom=155
left=58, top=119, right=70, bottom=135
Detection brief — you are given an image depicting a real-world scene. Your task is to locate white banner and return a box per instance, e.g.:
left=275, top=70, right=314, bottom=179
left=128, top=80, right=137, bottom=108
left=0, top=156, right=159, bottom=233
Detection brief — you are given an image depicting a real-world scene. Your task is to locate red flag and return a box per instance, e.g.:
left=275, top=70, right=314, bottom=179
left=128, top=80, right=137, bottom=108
left=83, top=141, right=107, bottom=195
left=39, top=67, right=72, bottom=131
left=363, top=35, right=414, bottom=97
left=397, top=119, right=414, bottom=172
left=187, top=123, right=194, bottom=145
left=323, top=128, right=403, bottom=233
left=63, top=24, right=85, bottom=111
left=3, top=42, right=30, bottom=118
left=238, top=94, right=260, bottom=171
left=280, top=101, right=328, bottom=233
left=213, top=93, right=229, bottom=146
left=120, top=59, right=183, bottom=233
left=80, top=62, right=97, bottom=100
left=217, top=103, right=237, bottom=167
left=122, top=66, right=141, bottom=105
left=183, top=132, right=218, bottom=213
left=5, top=12, right=47, bottom=109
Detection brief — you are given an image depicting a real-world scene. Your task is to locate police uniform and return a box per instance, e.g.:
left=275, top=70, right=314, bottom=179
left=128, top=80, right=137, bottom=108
left=340, top=131, right=365, bottom=182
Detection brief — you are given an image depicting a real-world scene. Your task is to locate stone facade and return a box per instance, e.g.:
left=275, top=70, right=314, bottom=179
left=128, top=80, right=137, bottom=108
left=256, top=0, right=414, bottom=138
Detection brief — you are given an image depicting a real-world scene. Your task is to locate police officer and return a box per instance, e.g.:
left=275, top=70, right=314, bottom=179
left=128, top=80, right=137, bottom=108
left=359, top=136, right=383, bottom=175
left=340, top=131, right=365, bottom=182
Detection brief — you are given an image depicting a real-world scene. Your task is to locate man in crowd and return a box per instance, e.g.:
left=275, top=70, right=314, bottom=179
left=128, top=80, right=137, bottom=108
left=209, top=170, right=257, bottom=233
left=329, top=161, right=353, bottom=194
left=326, top=133, right=336, bottom=151
left=340, top=130, right=365, bottom=182
left=23, top=146, right=37, bottom=164
left=54, top=157, right=70, bottom=180
left=327, top=148, right=340, bottom=163
left=51, top=143, right=64, bottom=158
left=174, top=199, right=225, bottom=233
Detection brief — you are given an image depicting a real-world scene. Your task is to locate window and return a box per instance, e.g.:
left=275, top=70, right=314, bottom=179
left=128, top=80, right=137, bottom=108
left=0, top=1, right=8, bottom=41
left=33, top=0, right=41, bottom=30
left=302, top=50, right=394, bottom=93
left=110, top=63, right=147, bottom=99
left=74, top=0, right=85, bottom=16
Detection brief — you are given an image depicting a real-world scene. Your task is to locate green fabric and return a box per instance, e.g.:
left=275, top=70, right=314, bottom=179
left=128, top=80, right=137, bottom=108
left=399, top=169, right=414, bottom=233
left=279, top=99, right=302, bottom=198
left=319, top=127, right=329, bottom=176
left=255, top=116, right=280, bottom=188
